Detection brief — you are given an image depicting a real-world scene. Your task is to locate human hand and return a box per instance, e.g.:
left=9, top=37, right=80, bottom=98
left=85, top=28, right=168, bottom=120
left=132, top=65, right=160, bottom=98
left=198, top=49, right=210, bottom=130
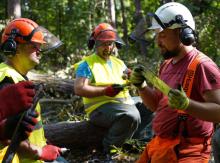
left=122, top=68, right=132, bottom=80
left=0, top=81, right=35, bottom=119
left=130, top=65, right=146, bottom=89
left=104, top=84, right=124, bottom=97
left=3, top=110, right=39, bottom=140
left=168, top=86, right=189, bottom=110
left=39, top=145, right=61, bottom=161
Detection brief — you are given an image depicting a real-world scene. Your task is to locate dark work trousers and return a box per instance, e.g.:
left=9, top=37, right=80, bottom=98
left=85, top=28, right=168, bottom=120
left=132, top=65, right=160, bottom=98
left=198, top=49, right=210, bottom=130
left=89, top=102, right=141, bottom=152
left=132, top=101, right=154, bottom=142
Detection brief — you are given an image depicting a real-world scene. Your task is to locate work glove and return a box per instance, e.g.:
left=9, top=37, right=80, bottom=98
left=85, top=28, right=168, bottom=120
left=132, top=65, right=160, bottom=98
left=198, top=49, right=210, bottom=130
left=130, top=65, right=146, bottom=89
left=122, top=68, right=132, bottom=80
left=0, top=81, right=35, bottom=120
left=39, top=145, right=61, bottom=161
left=3, top=109, right=39, bottom=140
left=168, top=86, right=190, bottom=110
left=104, top=84, right=124, bottom=97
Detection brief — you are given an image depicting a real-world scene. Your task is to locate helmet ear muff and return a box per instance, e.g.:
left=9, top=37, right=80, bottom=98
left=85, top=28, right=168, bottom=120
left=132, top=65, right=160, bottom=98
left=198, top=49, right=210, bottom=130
left=175, top=15, right=195, bottom=46
left=1, top=28, right=19, bottom=55
left=179, top=27, right=195, bottom=46
left=115, top=42, right=122, bottom=49
left=87, top=32, right=95, bottom=50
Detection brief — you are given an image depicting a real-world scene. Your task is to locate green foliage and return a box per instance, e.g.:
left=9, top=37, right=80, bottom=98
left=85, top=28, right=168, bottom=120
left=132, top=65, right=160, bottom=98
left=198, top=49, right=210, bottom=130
left=176, top=0, right=220, bottom=66
left=0, top=0, right=219, bottom=72
left=195, top=3, right=220, bottom=66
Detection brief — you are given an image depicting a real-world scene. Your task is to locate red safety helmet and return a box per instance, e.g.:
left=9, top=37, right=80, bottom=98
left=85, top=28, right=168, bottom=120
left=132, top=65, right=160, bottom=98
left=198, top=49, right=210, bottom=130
left=1, top=18, right=62, bottom=54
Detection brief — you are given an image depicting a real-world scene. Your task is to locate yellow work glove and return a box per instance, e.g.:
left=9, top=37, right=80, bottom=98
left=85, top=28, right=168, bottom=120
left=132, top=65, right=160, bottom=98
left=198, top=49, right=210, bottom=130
left=168, top=86, right=189, bottom=110
left=130, top=65, right=147, bottom=89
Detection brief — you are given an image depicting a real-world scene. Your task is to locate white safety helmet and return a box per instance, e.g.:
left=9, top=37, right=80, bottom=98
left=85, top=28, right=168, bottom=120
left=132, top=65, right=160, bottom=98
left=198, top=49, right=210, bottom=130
left=148, top=2, right=195, bottom=31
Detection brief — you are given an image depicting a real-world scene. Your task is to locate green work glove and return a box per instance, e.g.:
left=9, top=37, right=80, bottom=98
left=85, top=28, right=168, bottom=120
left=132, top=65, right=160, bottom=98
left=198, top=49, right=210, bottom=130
left=130, top=65, right=146, bottom=89
left=168, top=86, right=189, bottom=110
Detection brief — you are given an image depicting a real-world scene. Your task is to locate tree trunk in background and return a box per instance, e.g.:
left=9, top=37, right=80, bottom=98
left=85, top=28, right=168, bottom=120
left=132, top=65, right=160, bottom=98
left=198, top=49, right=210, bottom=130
left=7, top=0, right=21, bottom=18
left=133, top=0, right=147, bottom=57
left=4, top=0, right=7, bottom=19
left=120, top=0, right=128, bottom=44
left=88, top=1, right=93, bottom=32
left=107, top=0, right=116, bottom=27
left=57, top=3, right=62, bottom=39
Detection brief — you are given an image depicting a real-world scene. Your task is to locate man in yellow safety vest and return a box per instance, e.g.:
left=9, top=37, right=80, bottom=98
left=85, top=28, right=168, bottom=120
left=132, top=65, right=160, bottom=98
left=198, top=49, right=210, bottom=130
left=0, top=18, right=68, bottom=163
left=74, top=23, right=141, bottom=161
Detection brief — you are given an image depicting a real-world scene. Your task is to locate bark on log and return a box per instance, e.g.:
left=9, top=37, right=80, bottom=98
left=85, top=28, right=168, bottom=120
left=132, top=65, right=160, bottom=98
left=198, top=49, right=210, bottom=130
left=44, top=121, right=108, bottom=149
left=27, top=71, right=75, bottom=96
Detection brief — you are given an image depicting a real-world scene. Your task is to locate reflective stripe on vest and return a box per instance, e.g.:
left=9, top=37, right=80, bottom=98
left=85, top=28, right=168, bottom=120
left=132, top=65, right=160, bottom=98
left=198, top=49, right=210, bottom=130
left=0, top=63, right=46, bottom=163
left=0, top=146, right=20, bottom=163
left=75, top=54, right=134, bottom=114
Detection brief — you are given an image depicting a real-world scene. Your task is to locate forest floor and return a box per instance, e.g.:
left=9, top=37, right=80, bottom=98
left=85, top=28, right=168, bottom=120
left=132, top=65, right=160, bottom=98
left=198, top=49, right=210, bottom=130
left=64, top=145, right=142, bottom=163
left=63, top=145, right=215, bottom=163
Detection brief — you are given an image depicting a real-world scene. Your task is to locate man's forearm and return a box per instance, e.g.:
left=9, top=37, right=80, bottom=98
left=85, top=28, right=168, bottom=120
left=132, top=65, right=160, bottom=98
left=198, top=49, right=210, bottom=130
left=75, top=85, right=106, bottom=98
left=186, top=100, right=220, bottom=123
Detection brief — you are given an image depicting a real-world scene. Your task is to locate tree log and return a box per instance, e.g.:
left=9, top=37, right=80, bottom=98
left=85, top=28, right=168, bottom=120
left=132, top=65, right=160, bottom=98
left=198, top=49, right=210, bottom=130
left=27, top=71, right=84, bottom=111
left=44, top=121, right=107, bottom=149
left=27, top=71, right=75, bottom=96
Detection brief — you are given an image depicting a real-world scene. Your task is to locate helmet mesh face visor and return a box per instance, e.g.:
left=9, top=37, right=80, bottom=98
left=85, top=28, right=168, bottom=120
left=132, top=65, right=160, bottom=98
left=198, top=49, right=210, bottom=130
left=32, top=26, right=63, bottom=53
left=129, top=16, right=155, bottom=42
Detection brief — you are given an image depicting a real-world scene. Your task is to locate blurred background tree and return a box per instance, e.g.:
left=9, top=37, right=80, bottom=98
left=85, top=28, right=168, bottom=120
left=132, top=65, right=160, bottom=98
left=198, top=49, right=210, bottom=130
left=0, top=0, right=219, bottom=75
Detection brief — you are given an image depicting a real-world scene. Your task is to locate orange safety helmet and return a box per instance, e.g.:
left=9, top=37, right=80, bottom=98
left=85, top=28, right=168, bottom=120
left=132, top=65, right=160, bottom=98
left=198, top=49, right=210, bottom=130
left=87, top=23, right=124, bottom=50
left=1, top=18, right=45, bottom=44
left=93, top=23, right=116, bottom=42
left=1, top=18, right=62, bottom=54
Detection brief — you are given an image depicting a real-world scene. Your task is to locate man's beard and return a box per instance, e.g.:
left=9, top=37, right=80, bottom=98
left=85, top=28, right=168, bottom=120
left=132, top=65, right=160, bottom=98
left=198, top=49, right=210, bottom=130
left=101, top=49, right=112, bottom=58
left=162, top=48, right=180, bottom=60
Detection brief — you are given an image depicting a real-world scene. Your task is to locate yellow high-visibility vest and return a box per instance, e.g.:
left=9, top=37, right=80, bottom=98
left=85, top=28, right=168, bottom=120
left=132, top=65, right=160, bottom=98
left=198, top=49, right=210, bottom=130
left=0, top=63, right=46, bottom=163
left=0, top=146, right=20, bottom=163
left=74, top=54, right=134, bottom=115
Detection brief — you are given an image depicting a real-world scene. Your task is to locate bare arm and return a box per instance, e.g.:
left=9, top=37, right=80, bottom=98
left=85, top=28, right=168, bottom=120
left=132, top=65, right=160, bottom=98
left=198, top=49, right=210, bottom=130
left=74, top=77, right=106, bottom=98
left=186, top=89, right=220, bottom=123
